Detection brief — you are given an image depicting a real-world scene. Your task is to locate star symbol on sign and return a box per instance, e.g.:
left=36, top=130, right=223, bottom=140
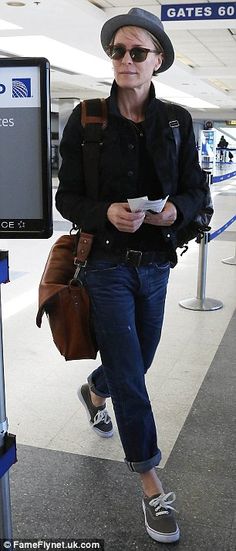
left=18, top=221, right=26, bottom=229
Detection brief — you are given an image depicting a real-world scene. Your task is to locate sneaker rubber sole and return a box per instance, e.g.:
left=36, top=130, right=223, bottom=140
left=142, top=500, right=180, bottom=543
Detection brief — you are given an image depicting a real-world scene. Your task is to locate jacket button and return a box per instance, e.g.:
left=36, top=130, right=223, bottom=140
left=128, top=170, right=134, bottom=177
left=128, top=143, right=135, bottom=150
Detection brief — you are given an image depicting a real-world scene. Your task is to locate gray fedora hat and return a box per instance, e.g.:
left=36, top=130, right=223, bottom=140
left=101, top=7, right=174, bottom=73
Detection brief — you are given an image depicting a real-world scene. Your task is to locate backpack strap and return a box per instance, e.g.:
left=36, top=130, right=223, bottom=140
left=81, top=98, right=108, bottom=201
left=165, top=102, right=181, bottom=157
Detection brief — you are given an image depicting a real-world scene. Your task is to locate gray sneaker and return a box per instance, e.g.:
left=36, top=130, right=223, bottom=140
left=77, top=383, right=113, bottom=438
left=142, top=492, right=180, bottom=543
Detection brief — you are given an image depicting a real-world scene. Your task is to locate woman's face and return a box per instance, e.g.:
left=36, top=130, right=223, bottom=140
left=111, top=26, right=163, bottom=91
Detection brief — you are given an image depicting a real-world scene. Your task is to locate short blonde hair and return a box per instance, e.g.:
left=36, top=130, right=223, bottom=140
left=145, top=30, right=164, bottom=75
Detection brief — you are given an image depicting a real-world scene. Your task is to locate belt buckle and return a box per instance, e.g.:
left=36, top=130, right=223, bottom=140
left=125, top=249, right=142, bottom=267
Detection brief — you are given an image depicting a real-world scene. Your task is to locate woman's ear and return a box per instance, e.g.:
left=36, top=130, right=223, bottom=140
left=155, top=54, right=163, bottom=72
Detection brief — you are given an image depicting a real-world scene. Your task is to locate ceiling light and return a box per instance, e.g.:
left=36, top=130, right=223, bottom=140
left=88, top=0, right=103, bottom=9
left=99, top=80, right=113, bottom=87
left=179, top=98, right=220, bottom=109
left=0, top=18, right=22, bottom=29
left=6, top=2, right=26, bottom=6
left=154, top=82, right=219, bottom=110
left=176, top=53, right=195, bottom=69
left=208, top=79, right=230, bottom=93
left=0, top=35, right=113, bottom=78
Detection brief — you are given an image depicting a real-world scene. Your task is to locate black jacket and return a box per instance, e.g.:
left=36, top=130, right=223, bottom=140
left=56, top=81, right=207, bottom=265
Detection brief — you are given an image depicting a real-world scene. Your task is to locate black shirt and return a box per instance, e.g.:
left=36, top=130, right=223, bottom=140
left=111, top=121, right=167, bottom=254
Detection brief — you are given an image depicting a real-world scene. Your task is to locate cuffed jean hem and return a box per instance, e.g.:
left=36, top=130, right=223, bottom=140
left=124, top=449, right=162, bottom=474
left=87, top=373, right=110, bottom=399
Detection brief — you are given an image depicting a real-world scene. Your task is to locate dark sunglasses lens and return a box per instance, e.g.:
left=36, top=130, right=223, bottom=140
left=109, top=46, right=125, bottom=60
left=108, top=46, right=148, bottom=62
left=131, top=48, right=148, bottom=62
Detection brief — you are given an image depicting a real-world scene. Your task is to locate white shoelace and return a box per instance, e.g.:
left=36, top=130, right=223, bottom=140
left=93, top=408, right=110, bottom=426
left=149, top=492, right=177, bottom=517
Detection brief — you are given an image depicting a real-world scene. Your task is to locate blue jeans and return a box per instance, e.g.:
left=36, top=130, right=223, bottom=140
left=81, top=259, right=170, bottom=474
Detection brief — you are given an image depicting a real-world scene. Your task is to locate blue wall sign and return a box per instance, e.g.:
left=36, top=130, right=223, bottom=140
left=161, top=3, right=236, bottom=21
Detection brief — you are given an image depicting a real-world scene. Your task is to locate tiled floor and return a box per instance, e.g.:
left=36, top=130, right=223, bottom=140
left=1, top=174, right=236, bottom=548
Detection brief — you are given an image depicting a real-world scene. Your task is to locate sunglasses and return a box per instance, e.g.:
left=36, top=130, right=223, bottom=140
left=107, top=45, right=159, bottom=63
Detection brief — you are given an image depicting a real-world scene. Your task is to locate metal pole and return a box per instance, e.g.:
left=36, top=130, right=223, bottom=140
left=196, top=231, right=208, bottom=300
left=0, top=285, right=13, bottom=540
left=179, top=232, right=223, bottom=311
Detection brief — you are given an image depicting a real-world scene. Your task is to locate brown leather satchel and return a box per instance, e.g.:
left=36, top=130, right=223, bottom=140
left=36, top=99, right=108, bottom=361
left=36, top=232, right=98, bottom=361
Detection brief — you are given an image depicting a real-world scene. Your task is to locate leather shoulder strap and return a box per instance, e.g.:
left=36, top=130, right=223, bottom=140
left=75, top=232, right=94, bottom=264
left=81, top=98, right=107, bottom=129
left=81, top=98, right=108, bottom=201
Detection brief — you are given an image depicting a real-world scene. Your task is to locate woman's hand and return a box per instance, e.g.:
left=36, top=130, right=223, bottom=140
left=107, top=202, right=145, bottom=233
left=144, top=201, right=177, bottom=227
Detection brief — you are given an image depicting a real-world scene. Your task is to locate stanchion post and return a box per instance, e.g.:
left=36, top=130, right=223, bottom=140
left=179, top=231, right=223, bottom=311
left=0, top=253, right=13, bottom=540
left=196, top=231, right=209, bottom=302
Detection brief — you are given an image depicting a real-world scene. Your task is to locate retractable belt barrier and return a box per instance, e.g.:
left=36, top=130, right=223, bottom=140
left=209, top=215, right=236, bottom=241
left=179, top=214, right=236, bottom=311
left=212, top=170, right=236, bottom=184
left=209, top=216, right=236, bottom=265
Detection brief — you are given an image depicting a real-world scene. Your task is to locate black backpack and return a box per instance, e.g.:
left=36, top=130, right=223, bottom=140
left=165, top=103, right=213, bottom=251
left=81, top=98, right=213, bottom=252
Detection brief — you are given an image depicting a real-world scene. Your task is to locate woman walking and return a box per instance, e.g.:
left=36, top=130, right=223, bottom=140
left=56, top=8, right=207, bottom=543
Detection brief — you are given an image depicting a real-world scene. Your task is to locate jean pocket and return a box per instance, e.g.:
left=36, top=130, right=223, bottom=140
left=85, top=261, right=119, bottom=274
left=152, top=261, right=170, bottom=272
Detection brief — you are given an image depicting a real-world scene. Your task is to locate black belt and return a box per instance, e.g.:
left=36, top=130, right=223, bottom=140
left=90, top=248, right=167, bottom=267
